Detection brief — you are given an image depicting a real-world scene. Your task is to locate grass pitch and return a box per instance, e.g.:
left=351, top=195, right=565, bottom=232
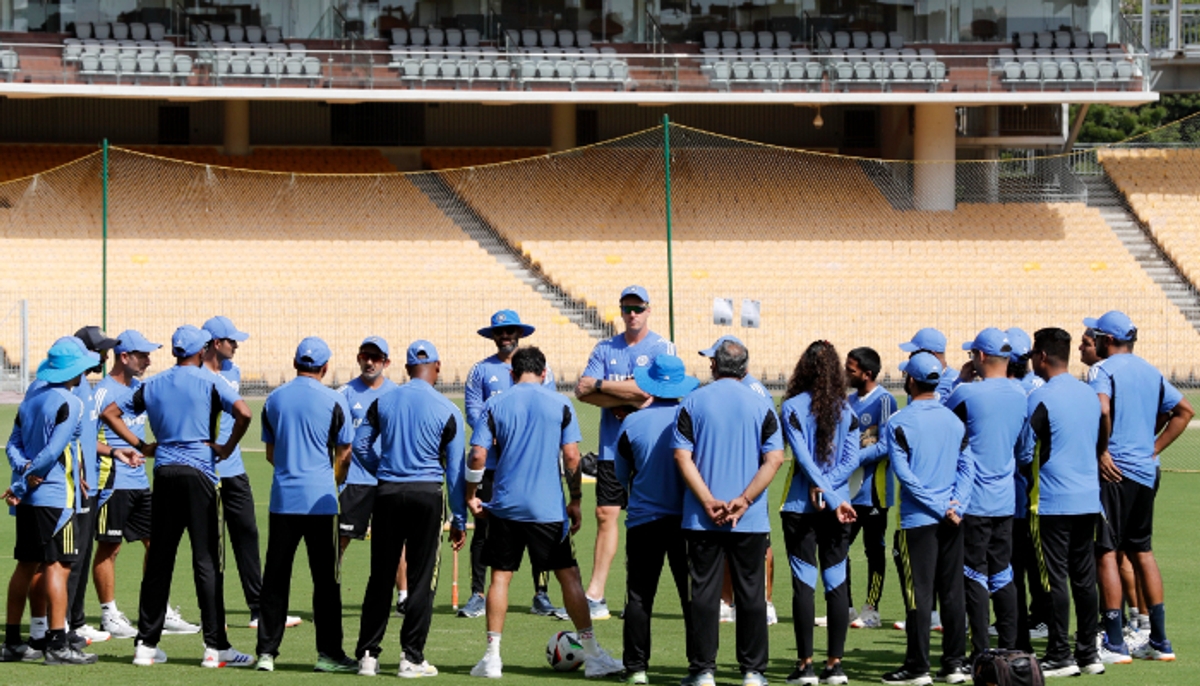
left=0, top=391, right=1197, bottom=685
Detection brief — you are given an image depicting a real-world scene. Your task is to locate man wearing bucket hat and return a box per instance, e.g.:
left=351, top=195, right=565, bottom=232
left=943, top=328, right=1028, bottom=665
left=66, top=325, right=120, bottom=645
left=576, top=285, right=675, bottom=620
left=2, top=338, right=139, bottom=664
left=1086, top=310, right=1194, bottom=663
left=255, top=337, right=356, bottom=674
left=615, top=354, right=699, bottom=684
left=463, top=310, right=561, bottom=620
left=881, top=353, right=970, bottom=686
left=101, top=324, right=255, bottom=668
left=898, top=328, right=959, bottom=404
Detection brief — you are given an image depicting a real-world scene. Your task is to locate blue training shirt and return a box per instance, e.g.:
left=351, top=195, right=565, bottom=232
left=471, top=383, right=582, bottom=525
left=95, top=375, right=149, bottom=493
left=262, top=376, right=354, bottom=516
left=615, top=400, right=686, bottom=529
left=1019, top=373, right=1102, bottom=516
left=359, top=377, right=467, bottom=529
left=208, top=359, right=246, bottom=478
left=779, top=393, right=860, bottom=514
left=672, top=378, right=784, bottom=534
left=118, top=364, right=242, bottom=484
left=945, top=377, right=1028, bottom=518
left=583, top=331, right=675, bottom=462
left=73, top=378, right=102, bottom=500
left=848, top=386, right=897, bottom=508
left=7, top=385, right=83, bottom=530
left=1089, top=353, right=1183, bottom=489
left=465, top=354, right=556, bottom=470
left=886, top=399, right=972, bottom=529
left=339, top=376, right=399, bottom=487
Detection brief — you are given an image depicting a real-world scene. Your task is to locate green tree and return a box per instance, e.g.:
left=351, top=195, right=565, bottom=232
left=1073, top=94, right=1200, bottom=143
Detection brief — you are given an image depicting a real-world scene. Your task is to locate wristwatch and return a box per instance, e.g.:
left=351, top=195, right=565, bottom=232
left=595, top=379, right=603, bottom=391
left=135, top=439, right=147, bottom=452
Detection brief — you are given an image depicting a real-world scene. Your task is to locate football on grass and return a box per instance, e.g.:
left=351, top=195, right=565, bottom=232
left=546, top=630, right=585, bottom=671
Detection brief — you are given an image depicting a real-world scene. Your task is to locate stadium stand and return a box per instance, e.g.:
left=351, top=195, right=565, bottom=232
left=421, top=148, right=548, bottom=170
left=440, top=142, right=1200, bottom=381
left=0, top=145, right=98, bottom=182
left=0, top=148, right=597, bottom=385
left=1099, top=148, right=1200, bottom=290
left=0, top=145, right=397, bottom=177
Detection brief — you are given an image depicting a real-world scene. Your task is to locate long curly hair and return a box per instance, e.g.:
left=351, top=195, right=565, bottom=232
left=784, top=340, right=846, bottom=465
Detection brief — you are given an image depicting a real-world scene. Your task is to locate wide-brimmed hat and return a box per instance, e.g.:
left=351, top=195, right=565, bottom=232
left=36, top=336, right=101, bottom=383
left=477, top=309, right=536, bottom=339
left=633, top=354, right=699, bottom=399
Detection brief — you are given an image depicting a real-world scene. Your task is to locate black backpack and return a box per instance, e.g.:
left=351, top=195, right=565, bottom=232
left=972, top=650, right=1044, bottom=686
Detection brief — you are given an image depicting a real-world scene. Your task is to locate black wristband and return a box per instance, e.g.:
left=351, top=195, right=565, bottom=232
left=595, top=379, right=603, bottom=392
left=135, top=439, right=147, bottom=452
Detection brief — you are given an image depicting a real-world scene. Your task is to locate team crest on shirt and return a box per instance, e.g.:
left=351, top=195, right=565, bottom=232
left=861, top=413, right=872, bottom=425
left=636, top=355, right=649, bottom=366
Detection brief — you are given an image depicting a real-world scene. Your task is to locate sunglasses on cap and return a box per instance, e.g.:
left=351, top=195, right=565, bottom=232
left=620, top=305, right=647, bottom=315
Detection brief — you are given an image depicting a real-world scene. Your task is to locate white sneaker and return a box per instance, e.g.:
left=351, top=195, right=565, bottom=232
left=398, top=658, right=439, bottom=677
left=931, top=611, right=943, bottom=632
left=133, top=641, right=166, bottom=666
left=766, top=602, right=779, bottom=626
left=471, top=652, right=503, bottom=678
left=163, top=605, right=201, bottom=635
left=201, top=646, right=256, bottom=668
left=102, top=610, right=138, bottom=640
left=247, top=614, right=303, bottom=629
left=847, top=606, right=859, bottom=627
left=75, top=624, right=111, bottom=643
left=815, top=615, right=828, bottom=627
left=743, top=670, right=768, bottom=686
left=359, top=651, right=379, bottom=676
left=1029, top=622, right=1049, bottom=640
left=720, top=601, right=735, bottom=623
left=852, top=605, right=881, bottom=629
left=583, top=647, right=624, bottom=678
left=893, top=620, right=906, bottom=631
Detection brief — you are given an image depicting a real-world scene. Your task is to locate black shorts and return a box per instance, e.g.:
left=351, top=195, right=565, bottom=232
left=338, top=484, right=376, bottom=540
left=595, top=461, right=627, bottom=509
left=1096, top=471, right=1159, bottom=554
left=96, top=489, right=153, bottom=543
left=483, top=516, right=576, bottom=572
left=14, top=505, right=78, bottom=564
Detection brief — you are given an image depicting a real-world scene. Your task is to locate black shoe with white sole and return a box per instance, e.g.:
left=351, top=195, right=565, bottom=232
left=818, top=662, right=848, bottom=685
left=934, top=664, right=970, bottom=683
left=1040, top=657, right=1081, bottom=677
left=881, top=667, right=933, bottom=685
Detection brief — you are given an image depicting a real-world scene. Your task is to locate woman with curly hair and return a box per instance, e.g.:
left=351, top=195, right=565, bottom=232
left=778, top=341, right=861, bottom=686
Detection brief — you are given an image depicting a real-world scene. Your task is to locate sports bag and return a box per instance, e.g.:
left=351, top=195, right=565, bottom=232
left=972, top=649, right=1044, bottom=686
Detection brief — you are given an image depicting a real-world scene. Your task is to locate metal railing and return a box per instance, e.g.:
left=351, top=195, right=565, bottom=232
left=1126, top=9, right=1200, bottom=53
left=0, top=40, right=1154, bottom=95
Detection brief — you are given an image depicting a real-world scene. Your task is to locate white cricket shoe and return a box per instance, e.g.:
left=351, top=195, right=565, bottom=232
left=584, top=647, right=625, bottom=678
left=720, top=600, right=735, bottom=623
left=133, top=641, right=167, bottom=666
left=766, top=602, right=779, bottom=626
left=75, top=624, right=111, bottom=643
left=102, top=610, right=138, bottom=639
left=471, top=652, right=503, bottom=678
left=398, top=658, right=439, bottom=677
left=163, top=605, right=201, bottom=635
left=359, top=650, right=379, bottom=676
left=201, top=646, right=255, bottom=668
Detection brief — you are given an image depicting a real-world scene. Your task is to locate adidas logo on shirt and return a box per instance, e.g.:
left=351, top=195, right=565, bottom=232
left=353, top=402, right=362, bottom=410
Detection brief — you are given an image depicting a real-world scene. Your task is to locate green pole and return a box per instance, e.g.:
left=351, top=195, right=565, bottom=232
left=663, top=114, right=675, bottom=342
left=102, top=139, right=108, bottom=332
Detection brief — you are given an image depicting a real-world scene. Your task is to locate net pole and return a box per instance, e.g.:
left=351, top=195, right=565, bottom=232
left=102, top=138, right=109, bottom=331
left=664, top=114, right=675, bottom=342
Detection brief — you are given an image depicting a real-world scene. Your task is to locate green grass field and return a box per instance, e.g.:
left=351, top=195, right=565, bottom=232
left=0, top=390, right=1197, bottom=685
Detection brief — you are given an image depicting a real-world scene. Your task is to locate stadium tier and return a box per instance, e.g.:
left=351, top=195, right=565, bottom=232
left=440, top=139, right=1200, bottom=382
left=0, top=148, right=596, bottom=386
left=1099, top=148, right=1200, bottom=291
left=421, top=148, right=549, bottom=170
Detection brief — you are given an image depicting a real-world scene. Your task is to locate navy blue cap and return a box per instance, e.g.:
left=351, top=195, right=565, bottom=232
left=407, top=340, right=439, bottom=365
left=962, top=327, right=1012, bottom=357
left=114, top=329, right=162, bottom=354
left=633, top=354, right=699, bottom=399
left=477, top=309, right=536, bottom=339
left=171, top=325, right=212, bottom=358
left=73, top=326, right=119, bottom=352
left=620, top=285, right=650, bottom=304
left=1083, top=311, right=1136, bottom=342
left=899, top=352, right=943, bottom=384
left=698, top=335, right=744, bottom=358
left=203, top=316, right=250, bottom=342
left=295, top=336, right=331, bottom=367
left=1005, top=328, right=1032, bottom=361
left=899, top=328, right=947, bottom=354
left=360, top=336, right=390, bottom=357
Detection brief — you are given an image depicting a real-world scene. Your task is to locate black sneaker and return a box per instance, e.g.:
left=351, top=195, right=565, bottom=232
left=934, top=664, right=970, bottom=683
left=784, top=662, right=817, bottom=685
left=818, top=662, right=848, bottom=685
left=44, top=644, right=99, bottom=665
left=1040, top=657, right=1080, bottom=677
left=0, top=642, right=43, bottom=662
left=67, top=631, right=89, bottom=651
left=881, top=667, right=933, bottom=685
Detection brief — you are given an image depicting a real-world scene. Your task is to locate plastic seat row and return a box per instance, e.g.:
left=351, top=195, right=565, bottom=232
left=515, top=59, right=629, bottom=89
left=816, top=30, right=907, bottom=51
left=702, top=30, right=796, bottom=50
left=390, top=27, right=482, bottom=49
left=0, top=49, right=17, bottom=80
left=708, top=55, right=945, bottom=92
left=389, top=45, right=514, bottom=64
left=1000, top=58, right=1136, bottom=90
left=191, top=23, right=282, bottom=45
left=1015, top=30, right=1107, bottom=50
left=63, top=39, right=176, bottom=63
left=503, top=29, right=595, bottom=49
left=74, top=21, right=166, bottom=42
left=201, top=42, right=307, bottom=61
left=392, top=58, right=630, bottom=90
left=211, top=53, right=321, bottom=80
left=78, top=53, right=193, bottom=81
